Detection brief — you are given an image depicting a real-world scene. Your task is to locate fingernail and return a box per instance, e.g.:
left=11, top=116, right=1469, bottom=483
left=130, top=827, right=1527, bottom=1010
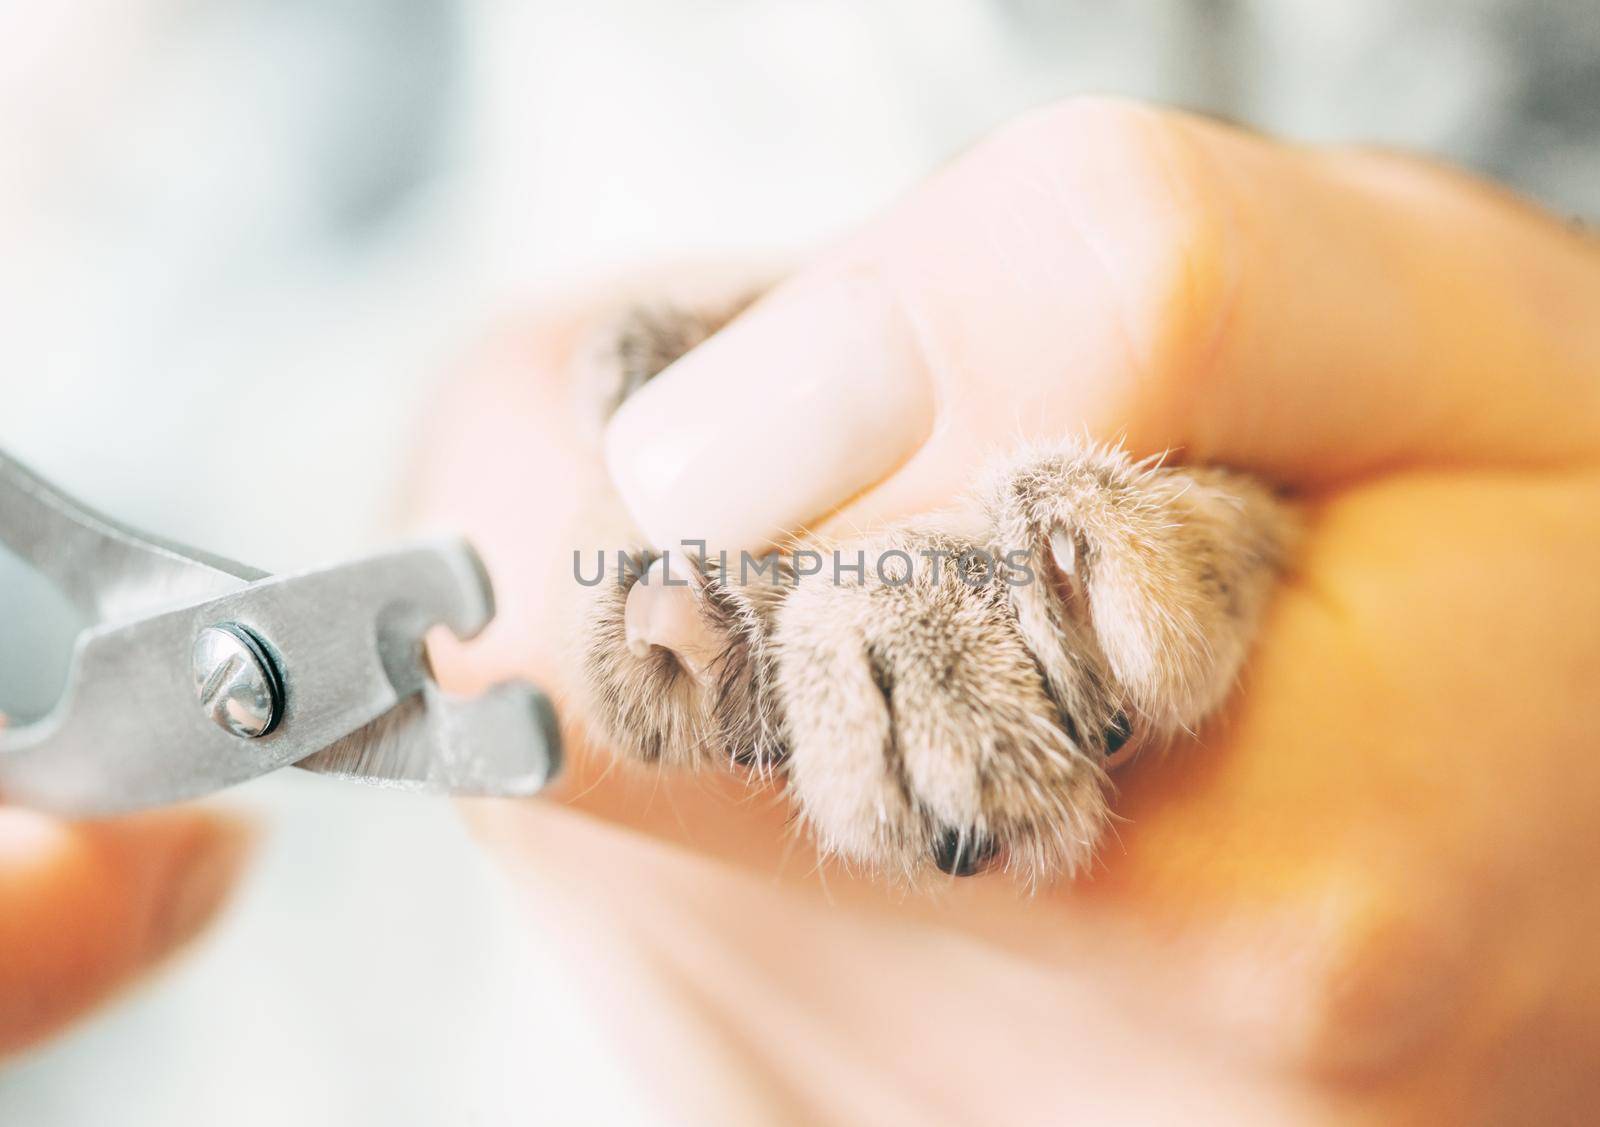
left=603, top=276, right=935, bottom=550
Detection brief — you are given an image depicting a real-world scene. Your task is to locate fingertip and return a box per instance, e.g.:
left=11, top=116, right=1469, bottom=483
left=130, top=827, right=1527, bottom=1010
left=83, top=808, right=259, bottom=967
left=0, top=807, right=257, bottom=1058
left=602, top=273, right=936, bottom=552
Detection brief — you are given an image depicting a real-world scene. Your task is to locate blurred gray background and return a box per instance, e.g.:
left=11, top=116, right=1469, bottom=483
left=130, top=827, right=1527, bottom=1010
left=0, top=1, right=1595, bottom=1123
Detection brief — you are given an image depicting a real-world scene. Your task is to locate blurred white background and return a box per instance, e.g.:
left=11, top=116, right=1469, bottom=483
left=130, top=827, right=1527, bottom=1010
left=0, top=1, right=1594, bottom=1123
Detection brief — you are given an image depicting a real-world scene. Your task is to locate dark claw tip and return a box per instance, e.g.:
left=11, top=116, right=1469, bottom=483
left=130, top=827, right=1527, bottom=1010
left=931, top=830, right=996, bottom=877
left=1103, top=711, right=1132, bottom=757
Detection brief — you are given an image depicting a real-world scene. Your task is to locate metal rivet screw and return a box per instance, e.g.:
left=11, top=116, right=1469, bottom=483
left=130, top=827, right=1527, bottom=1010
left=192, top=623, right=283, bottom=739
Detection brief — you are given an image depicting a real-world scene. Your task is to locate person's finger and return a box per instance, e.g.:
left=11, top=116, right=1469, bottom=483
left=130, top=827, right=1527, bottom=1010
left=414, top=277, right=801, bottom=839
left=603, top=96, right=1600, bottom=551
left=419, top=273, right=1600, bottom=1100
left=0, top=805, right=253, bottom=1058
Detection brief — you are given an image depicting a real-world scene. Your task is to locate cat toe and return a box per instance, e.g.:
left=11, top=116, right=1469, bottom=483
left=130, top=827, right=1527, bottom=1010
left=582, top=550, right=781, bottom=768
left=774, top=531, right=1110, bottom=883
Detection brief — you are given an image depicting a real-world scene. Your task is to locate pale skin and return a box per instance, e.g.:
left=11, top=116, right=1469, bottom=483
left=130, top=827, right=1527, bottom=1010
left=410, top=99, right=1600, bottom=1123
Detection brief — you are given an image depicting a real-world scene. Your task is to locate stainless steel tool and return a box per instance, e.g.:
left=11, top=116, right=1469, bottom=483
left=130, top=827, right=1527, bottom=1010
left=0, top=448, right=559, bottom=814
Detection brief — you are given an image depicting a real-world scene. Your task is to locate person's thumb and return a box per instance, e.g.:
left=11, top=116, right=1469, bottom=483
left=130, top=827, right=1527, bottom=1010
left=603, top=97, right=1600, bottom=552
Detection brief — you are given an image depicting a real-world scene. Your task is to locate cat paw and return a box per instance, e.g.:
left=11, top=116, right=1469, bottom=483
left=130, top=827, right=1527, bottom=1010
left=573, top=301, right=1293, bottom=886
left=984, top=441, right=1294, bottom=734
left=581, top=548, right=788, bottom=769
left=773, top=529, right=1110, bottom=882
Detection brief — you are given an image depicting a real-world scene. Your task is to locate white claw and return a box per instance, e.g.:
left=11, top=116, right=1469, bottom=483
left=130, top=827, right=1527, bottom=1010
left=1049, top=529, right=1076, bottom=576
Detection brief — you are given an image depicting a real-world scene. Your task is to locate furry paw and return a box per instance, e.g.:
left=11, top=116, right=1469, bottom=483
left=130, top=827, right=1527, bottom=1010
left=575, top=300, right=1293, bottom=884
left=772, top=528, right=1110, bottom=881
left=582, top=547, right=788, bottom=769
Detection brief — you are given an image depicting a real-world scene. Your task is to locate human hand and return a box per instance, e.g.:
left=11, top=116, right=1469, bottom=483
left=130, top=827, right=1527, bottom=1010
left=0, top=717, right=251, bottom=1059
left=419, top=100, right=1600, bottom=1121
